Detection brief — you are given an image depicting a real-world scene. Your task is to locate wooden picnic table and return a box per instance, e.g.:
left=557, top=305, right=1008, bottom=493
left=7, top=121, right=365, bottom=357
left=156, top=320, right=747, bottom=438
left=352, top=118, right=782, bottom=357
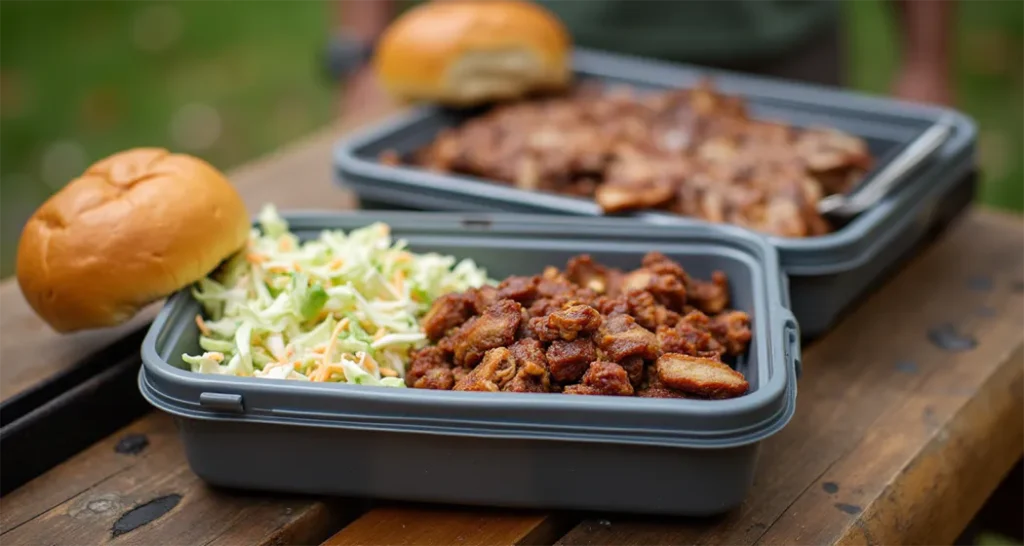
left=1, top=111, right=1021, bottom=546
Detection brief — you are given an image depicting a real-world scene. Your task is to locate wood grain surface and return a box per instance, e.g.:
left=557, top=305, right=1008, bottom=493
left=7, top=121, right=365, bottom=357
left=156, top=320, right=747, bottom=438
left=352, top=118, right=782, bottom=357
left=553, top=211, right=1024, bottom=546
left=4, top=210, right=1021, bottom=546
left=322, top=507, right=573, bottom=546
left=0, top=412, right=359, bottom=545
left=1, top=102, right=1021, bottom=545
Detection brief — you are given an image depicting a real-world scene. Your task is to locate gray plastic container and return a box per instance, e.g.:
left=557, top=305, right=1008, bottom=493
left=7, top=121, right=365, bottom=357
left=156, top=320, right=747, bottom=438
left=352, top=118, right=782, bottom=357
left=334, top=48, right=977, bottom=338
left=139, top=212, right=799, bottom=516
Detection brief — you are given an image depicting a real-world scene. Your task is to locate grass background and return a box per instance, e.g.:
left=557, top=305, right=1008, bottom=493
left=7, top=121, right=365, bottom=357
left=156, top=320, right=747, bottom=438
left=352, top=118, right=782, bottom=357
left=1, top=0, right=1022, bottom=279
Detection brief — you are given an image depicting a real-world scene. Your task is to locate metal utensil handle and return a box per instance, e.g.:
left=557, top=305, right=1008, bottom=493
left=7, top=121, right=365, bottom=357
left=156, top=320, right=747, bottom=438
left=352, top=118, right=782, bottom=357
left=818, top=117, right=955, bottom=217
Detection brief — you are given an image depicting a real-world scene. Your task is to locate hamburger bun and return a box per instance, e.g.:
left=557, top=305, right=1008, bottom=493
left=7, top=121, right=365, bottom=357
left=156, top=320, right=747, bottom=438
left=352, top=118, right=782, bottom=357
left=373, top=0, right=572, bottom=106
left=17, top=148, right=251, bottom=333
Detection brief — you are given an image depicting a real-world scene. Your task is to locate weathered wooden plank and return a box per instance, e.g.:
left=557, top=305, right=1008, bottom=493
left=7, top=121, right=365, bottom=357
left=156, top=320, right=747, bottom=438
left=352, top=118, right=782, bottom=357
left=322, top=507, right=572, bottom=546
left=0, top=412, right=177, bottom=532
left=0, top=285, right=159, bottom=403
left=0, top=326, right=151, bottom=495
left=555, top=210, right=1024, bottom=546
left=0, top=412, right=357, bottom=545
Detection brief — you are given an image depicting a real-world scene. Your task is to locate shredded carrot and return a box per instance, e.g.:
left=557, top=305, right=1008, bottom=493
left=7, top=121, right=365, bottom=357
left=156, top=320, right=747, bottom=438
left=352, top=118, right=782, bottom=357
left=358, top=352, right=380, bottom=376
left=246, top=253, right=269, bottom=264
left=391, top=270, right=406, bottom=293
left=208, top=352, right=225, bottom=362
left=317, top=361, right=349, bottom=382
left=329, top=258, right=344, bottom=270
left=319, top=318, right=351, bottom=373
left=306, top=360, right=323, bottom=381
left=195, top=315, right=211, bottom=336
left=277, top=236, right=293, bottom=252
left=260, top=361, right=284, bottom=373
left=380, top=368, right=398, bottom=378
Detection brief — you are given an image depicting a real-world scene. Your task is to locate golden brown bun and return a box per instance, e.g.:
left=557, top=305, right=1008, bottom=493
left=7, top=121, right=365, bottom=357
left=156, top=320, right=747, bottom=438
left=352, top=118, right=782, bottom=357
left=16, top=148, right=250, bottom=333
left=373, top=0, right=572, bottom=106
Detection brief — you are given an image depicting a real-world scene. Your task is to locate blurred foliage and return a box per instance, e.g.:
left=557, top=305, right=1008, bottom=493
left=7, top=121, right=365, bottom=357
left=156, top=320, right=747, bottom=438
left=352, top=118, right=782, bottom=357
left=976, top=532, right=1024, bottom=546
left=1, top=0, right=1022, bottom=278
left=845, top=0, right=1023, bottom=214
left=0, top=1, right=336, bottom=277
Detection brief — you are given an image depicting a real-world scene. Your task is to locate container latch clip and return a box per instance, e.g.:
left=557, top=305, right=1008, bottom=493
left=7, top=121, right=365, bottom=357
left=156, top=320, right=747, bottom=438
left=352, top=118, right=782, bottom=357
left=199, top=393, right=245, bottom=414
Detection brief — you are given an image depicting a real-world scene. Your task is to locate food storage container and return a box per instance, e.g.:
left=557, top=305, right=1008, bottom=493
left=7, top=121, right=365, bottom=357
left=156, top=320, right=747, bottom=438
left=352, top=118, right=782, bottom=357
left=334, top=48, right=977, bottom=338
left=140, top=212, right=799, bottom=516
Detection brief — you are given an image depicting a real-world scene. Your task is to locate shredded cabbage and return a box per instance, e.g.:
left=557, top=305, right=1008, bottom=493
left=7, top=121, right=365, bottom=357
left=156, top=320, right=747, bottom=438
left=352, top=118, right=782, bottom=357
left=184, top=205, right=491, bottom=386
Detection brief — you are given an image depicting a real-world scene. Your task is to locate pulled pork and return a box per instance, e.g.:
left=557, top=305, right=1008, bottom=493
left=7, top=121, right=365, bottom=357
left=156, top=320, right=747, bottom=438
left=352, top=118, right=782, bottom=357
left=407, top=252, right=752, bottom=399
left=395, top=81, right=872, bottom=238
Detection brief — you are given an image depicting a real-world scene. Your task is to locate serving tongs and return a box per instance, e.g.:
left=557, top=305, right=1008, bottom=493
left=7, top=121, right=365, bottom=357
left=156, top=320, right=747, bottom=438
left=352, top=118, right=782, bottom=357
left=817, top=116, right=956, bottom=217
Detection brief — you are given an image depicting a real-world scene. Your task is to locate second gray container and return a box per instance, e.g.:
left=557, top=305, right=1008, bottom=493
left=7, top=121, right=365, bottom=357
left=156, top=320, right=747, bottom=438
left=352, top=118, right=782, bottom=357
left=139, top=212, right=799, bottom=516
left=335, top=48, right=978, bottom=338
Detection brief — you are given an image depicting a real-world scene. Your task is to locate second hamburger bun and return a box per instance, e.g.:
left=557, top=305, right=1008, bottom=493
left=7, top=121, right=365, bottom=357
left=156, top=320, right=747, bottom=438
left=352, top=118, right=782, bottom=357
left=17, top=148, right=251, bottom=333
left=373, top=0, right=572, bottom=106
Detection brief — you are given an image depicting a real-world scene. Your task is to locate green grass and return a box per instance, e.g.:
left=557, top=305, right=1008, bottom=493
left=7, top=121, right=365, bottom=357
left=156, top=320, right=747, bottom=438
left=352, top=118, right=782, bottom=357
left=1, top=0, right=1021, bottom=278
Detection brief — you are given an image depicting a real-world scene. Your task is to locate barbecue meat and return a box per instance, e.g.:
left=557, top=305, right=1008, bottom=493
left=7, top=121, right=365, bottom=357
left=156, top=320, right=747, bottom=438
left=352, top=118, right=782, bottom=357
left=596, top=314, right=660, bottom=362
left=400, top=81, right=874, bottom=238
left=546, top=338, right=598, bottom=384
left=406, top=346, right=454, bottom=390
left=656, top=353, right=749, bottom=398
left=656, top=310, right=726, bottom=359
left=450, top=300, right=522, bottom=368
left=687, top=271, right=730, bottom=315
left=709, top=310, right=753, bottom=356
left=563, top=361, right=634, bottom=396
left=530, top=304, right=603, bottom=342
left=409, top=253, right=752, bottom=400
left=422, top=293, right=474, bottom=341
left=454, top=347, right=518, bottom=392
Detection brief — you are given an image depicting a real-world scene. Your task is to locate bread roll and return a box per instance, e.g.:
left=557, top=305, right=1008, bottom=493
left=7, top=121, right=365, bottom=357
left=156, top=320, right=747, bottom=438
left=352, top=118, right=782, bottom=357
left=373, top=0, right=572, bottom=106
left=16, top=148, right=251, bottom=333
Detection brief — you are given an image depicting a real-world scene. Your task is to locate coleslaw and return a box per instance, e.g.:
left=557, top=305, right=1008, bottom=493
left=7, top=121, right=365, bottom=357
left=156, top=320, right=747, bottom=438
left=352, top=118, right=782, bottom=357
left=183, top=205, right=490, bottom=386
